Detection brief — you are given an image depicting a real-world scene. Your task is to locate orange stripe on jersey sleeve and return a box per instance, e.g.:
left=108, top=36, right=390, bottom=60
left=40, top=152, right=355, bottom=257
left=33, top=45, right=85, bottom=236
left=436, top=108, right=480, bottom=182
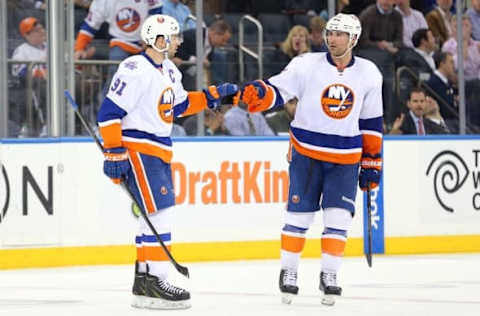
left=290, top=134, right=362, bottom=165
left=99, top=123, right=122, bottom=149
left=281, top=234, right=306, bottom=253
left=75, top=33, right=93, bottom=52
left=362, top=134, right=382, bottom=156
left=123, top=141, right=173, bottom=163
left=144, top=245, right=172, bottom=261
left=129, top=150, right=156, bottom=214
left=321, top=238, right=346, bottom=257
left=109, top=40, right=142, bottom=54
left=182, top=91, right=208, bottom=116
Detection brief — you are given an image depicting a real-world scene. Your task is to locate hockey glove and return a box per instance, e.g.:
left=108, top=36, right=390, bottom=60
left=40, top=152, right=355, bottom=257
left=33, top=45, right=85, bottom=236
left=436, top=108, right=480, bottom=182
left=241, top=80, right=276, bottom=112
left=359, top=153, right=382, bottom=191
left=103, top=147, right=130, bottom=184
left=203, top=83, right=239, bottom=109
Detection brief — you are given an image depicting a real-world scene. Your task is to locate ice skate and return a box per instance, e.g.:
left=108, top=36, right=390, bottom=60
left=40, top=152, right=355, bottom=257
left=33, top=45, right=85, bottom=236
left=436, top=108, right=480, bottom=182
left=279, top=269, right=298, bottom=304
left=319, top=271, right=342, bottom=306
left=131, top=261, right=146, bottom=308
left=144, top=272, right=191, bottom=310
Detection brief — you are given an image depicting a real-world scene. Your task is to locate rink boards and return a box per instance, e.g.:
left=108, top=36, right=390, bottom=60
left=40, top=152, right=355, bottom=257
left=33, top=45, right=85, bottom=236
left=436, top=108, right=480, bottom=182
left=1, top=136, right=479, bottom=269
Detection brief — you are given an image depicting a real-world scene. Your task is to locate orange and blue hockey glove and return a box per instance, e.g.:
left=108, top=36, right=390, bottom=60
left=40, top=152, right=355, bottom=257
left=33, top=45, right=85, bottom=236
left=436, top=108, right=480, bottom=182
left=203, top=83, right=239, bottom=109
left=103, top=147, right=130, bottom=184
left=359, top=153, right=382, bottom=191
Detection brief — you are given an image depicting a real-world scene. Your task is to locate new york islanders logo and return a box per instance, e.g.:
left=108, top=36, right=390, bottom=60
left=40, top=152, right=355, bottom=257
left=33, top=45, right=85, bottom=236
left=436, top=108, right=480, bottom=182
left=321, top=84, right=354, bottom=119
left=158, top=87, right=175, bottom=123
left=116, top=7, right=141, bottom=32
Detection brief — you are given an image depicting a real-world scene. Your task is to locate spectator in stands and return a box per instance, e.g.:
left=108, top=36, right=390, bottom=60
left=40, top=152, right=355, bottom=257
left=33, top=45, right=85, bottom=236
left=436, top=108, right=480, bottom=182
left=174, top=19, right=232, bottom=89
left=183, top=107, right=231, bottom=136
left=12, top=17, right=47, bottom=80
left=223, top=102, right=274, bottom=136
left=266, top=99, right=297, bottom=135
left=163, top=0, right=196, bottom=32
left=467, top=0, right=480, bottom=41
left=272, top=25, right=311, bottom=73
left=343, top=0, right=375, bottom=15
left=309, top=16, right=328, bottom=52
left=426, top=0, right=453, bottom=47
left=359, top=0, right=403, bottom=124
left=397, top=28, right=436, bottom=75
left=442, top=14, right=480, bottom=82
left=359, top=0, right=403, bottom=54
left=394, top=28, right=436, bottom=120
left=389, top=87, right=450, bottom=134
left=425, top=51, right=458, bottom=131
left=395, top=0, right=428, bottom=48
left=423, top=95, right=450, bottom=131
left=11, top=17, right=48, bottom=136
left=74, top=0, right=163, bottom=62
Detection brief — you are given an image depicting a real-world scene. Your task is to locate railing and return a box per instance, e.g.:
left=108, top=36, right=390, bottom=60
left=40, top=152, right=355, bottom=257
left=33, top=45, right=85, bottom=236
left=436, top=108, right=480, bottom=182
left=238, top=15, right=263, bottom=82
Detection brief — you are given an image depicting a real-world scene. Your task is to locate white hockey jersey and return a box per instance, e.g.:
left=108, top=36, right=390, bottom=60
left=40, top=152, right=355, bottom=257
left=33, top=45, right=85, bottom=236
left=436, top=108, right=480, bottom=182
left=267, top=52, right=384, bottom=164
left=75, top=0, right=163, bottom=54
left=97, top=53, right=189, bottom=163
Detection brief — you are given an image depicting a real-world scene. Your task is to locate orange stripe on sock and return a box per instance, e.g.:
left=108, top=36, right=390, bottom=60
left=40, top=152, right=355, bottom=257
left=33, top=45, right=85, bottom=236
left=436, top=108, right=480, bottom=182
left=281, top=234, right=305, bottom=253
left=136, top=246, right=145, bottom=262
left=321, top=238, right=346, bottom=257
left=129, top=150, right=156, bottom=213
left=144, top=246, right=172, bottom=261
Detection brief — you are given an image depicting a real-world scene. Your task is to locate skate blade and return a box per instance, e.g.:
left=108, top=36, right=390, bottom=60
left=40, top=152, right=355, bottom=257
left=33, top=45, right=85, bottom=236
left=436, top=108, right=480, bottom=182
left=321, top=294, right=336, bottom=306
left=131, top=295, right=144, bottom=308
left=281, top=293, right=295, bottom=305
left=145, top=297, right=191, bottom=310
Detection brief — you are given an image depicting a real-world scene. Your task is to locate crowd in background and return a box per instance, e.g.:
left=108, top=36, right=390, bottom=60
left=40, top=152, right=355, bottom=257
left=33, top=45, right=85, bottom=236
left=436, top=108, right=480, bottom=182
left=5, top=0, right=480, bottom=137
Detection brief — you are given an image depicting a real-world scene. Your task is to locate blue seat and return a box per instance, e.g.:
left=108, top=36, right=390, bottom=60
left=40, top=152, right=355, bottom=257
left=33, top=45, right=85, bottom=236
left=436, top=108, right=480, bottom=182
left=258, top=14, right=292, bottom=45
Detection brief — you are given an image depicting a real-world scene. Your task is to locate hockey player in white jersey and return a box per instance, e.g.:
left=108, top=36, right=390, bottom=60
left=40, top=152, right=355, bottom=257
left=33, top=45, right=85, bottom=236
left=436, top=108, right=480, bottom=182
left=96, top=14, right=238, bottom=310
left=75, top=0, right=163, bottom=61
left=240, top=13, right=383, bottom=306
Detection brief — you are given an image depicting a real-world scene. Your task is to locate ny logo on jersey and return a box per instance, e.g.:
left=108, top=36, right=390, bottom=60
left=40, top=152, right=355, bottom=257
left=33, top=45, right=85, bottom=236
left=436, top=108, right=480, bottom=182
left=116, top=7, right=141, bottom=32
left=158, top=87, right=175, bottom=123
left=320, top=84, right=355, bottom=119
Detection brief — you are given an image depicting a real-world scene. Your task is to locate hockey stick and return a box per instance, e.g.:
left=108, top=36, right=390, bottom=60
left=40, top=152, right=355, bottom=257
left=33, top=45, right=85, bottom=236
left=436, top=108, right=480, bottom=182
left=366, top=183, right=373, bottom=268
left=64, top=91, right=190, bottom=278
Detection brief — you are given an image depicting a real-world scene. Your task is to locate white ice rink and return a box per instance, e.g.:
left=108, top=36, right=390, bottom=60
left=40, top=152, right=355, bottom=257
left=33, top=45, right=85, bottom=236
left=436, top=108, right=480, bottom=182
left=1, top=254, right=479, bottom=316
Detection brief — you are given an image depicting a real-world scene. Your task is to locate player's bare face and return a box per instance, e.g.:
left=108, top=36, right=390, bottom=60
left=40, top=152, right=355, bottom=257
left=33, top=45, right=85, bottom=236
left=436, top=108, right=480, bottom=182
left=326, top=31, right=350, bottom=57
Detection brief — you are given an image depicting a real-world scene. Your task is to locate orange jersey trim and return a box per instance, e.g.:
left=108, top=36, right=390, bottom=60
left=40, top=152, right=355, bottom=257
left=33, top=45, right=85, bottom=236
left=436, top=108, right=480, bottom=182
left=290, top=133, right=362, bottom=165
left=321, top=238, right=346, bottom=257
left=182, top=92, right=207, bottom=116
left=123, top=141, right=172, bottom=164
left=99, top=123, right=122, bottom=149
left=281, top=234, right=306, bottom=253
left=110, top=40, right=142, bottom=55
left=144, top=245, right=172, bottom=261
left=75, top=32, right=93, bottom=52
left=362, top=133, right=382, bottom=156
